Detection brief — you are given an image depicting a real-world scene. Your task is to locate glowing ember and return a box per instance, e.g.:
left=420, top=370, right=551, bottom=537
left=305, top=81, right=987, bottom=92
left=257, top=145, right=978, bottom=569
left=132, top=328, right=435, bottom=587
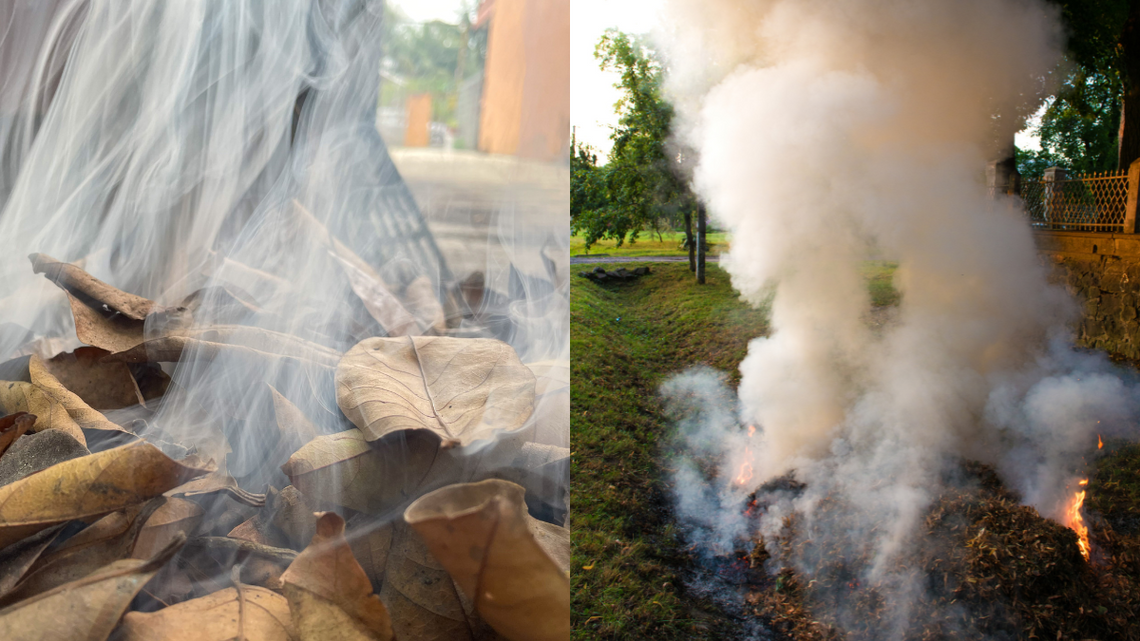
left=1065, top=482, right=1091, bottom=561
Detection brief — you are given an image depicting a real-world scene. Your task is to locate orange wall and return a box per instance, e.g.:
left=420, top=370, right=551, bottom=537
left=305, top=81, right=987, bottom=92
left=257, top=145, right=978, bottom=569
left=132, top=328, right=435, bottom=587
left=405, top=93, right=432, bottom=147
left=478, top=0, right=569, bottom=162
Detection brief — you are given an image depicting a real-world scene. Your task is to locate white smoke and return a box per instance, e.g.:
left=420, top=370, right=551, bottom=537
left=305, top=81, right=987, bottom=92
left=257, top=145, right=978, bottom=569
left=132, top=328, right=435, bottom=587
left=658, top=0, right=1140, bottom=634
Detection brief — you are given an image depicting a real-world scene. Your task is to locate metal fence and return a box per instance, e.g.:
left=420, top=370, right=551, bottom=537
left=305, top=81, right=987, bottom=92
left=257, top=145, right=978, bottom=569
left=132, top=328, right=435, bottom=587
left=1021, top=170, right=1130, bottom=233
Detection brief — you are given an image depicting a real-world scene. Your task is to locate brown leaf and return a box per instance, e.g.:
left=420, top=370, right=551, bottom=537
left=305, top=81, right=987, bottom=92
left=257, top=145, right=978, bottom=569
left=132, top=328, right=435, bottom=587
left=271, top=486, right=318, bottom=550
left=66, top=293, right=145, bottom=353
left=37, top=347, right=144, bottom=409
left=0, top=381, right=87, bottom=446
left=0, top=413, right=34, bottom=459
left=379, top=521, right=481, bottom=640
left=346, top=516, right=393, bottom=587
left=0, top=430, right=88, bottom=488
left=0, top=534, right=183, bottom=641
left=0, top=498, right=165, bottom=605
left=404, top=479, right=570, bottom=641
left=0, top=440, right=212, bottom=549
left=117, top=584, right=296, bottom=641
left=526, top=359, right=570, bottom=397
left=282, top=429, right=437, bottom=514
left=281, top=512, right=394, bottom=641
left=28, top=353, right=132, bottom=432
left=0, top=525, right=66, bottom=596
left=30, top=253, right=158, bottom=320
left=267, top=385, right=321, bottom=470
left=103, top=326, right=340, bottom=369
left=336, top=337, right=535, bottom=447
left=132, top=497, right=204, bottom=560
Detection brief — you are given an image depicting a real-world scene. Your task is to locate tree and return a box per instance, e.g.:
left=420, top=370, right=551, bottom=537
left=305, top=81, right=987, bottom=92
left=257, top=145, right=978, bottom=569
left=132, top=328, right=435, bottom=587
left=1017, top=66, right=1121, bottom=178
left=1041, top=1, right=1140, bottom=169
left=570, top=30, right=698, bottom=260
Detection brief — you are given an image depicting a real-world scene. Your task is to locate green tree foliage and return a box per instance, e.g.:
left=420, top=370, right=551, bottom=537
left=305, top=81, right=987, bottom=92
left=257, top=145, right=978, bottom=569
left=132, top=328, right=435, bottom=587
left=570, top=30, right=697, bottom=251
left=1017, top=67, right=1121, bottom=178
left=380, top=5, right=486, bottom=127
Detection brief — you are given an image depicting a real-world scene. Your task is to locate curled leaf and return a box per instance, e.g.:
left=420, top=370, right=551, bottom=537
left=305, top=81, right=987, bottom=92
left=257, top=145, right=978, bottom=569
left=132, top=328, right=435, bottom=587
left=0, top=534, right=184, bottom=641
left=36, top=347, right=143, bottom=409
left=336, top=337, right=534, bottom=447
left=0, top=413, right=34, bottom=459
left=404, top=479, right=569, bottom=641
left=117, top=584, right=296, bottom=641
left=281, top=512, right=394, bottom=640
left=28, top=354, right=132, bottom=433
left=0, top=440, right=212, bottom=549
left=0, top=381, right=86, bottom=446
left=30, top=253, right=158, bottom=320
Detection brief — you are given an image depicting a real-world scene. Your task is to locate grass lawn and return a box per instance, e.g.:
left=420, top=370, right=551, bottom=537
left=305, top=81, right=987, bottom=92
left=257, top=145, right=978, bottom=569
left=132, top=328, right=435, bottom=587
left=570, top=231, right=729, bottom=258
left=571, top=260, right=901, bottom=639
left=572, top=258, right=1140, bottom=639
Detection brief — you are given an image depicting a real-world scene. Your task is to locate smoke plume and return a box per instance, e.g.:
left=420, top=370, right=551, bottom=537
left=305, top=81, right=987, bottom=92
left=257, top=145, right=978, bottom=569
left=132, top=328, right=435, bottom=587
left=659, top=0, right=1140, bottom=635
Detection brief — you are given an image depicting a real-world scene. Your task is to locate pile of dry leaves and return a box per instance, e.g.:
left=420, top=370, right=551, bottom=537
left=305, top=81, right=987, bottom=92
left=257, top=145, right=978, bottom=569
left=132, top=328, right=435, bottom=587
left=0, top=208, right=569, bottom=641
left=742, top=462, right=1140, bottom=641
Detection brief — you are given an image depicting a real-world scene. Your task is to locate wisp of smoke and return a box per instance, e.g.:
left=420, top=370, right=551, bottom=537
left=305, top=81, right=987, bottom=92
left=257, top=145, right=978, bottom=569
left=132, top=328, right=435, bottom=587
left=658, top=0, right=1140, bottom=636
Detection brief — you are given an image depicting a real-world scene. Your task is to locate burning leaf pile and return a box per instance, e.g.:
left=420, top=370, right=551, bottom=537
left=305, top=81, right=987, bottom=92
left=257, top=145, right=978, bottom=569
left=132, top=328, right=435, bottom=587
left=740, top=462, right=1140, bottom=641
left=0, top=250, right=570, bottom=640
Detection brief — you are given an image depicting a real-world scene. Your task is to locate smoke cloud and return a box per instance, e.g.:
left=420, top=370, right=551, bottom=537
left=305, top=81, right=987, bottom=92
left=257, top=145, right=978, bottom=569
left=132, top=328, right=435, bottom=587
left=658, top=0, right=1140, bottom=635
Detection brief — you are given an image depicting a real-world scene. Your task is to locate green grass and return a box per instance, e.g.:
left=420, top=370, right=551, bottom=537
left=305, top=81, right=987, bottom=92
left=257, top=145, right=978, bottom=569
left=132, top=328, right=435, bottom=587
left=570, top=261, right=902, bottom=639
left=570, top=262, right=768, bottom=640
left=570, top=231, right=729, bottom=258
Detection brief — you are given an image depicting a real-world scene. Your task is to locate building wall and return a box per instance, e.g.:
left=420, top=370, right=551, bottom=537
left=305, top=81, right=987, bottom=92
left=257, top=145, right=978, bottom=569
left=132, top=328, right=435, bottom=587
left=478, top=0, right=569, bottom=161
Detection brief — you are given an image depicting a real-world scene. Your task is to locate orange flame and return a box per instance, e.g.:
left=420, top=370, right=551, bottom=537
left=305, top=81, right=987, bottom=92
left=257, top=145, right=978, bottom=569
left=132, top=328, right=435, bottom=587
left=735, top=425, right=757, bottom=486
left=1065, top=481, right=1091, bottom=561
left=1098, top=434, right=1103, bottom=449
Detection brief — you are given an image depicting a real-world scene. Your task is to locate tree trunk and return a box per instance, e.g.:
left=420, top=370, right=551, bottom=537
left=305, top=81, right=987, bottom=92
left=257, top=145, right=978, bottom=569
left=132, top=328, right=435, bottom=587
left=1119, top=0, right=1140, bottom=170
left=684, top=207, right=695, bottom=272
left=696, top=205, right=706, bottom=285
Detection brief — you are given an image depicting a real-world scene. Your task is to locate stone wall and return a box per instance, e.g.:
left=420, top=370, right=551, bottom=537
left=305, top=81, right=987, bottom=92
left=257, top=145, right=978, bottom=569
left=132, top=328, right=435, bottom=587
left=1036, top=231, right=1140, bottom=359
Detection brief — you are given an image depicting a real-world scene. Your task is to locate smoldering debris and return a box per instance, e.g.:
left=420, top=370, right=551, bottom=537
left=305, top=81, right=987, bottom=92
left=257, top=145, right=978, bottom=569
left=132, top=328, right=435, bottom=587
left=656, top=0, right=1140, bottom=637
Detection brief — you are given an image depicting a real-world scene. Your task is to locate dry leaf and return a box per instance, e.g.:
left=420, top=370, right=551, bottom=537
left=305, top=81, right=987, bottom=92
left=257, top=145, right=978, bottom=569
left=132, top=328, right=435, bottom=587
left=271, top=486, right=318, bottom=550
left=66, top=293, right=145, bottom=354
left=404, top=479, right=570, bottom=641
left=380, top=520, right=481, bottom=640
left=0, top=429, right=88, bottom=488
left=30, top=253, right=158, bottom=320
left=0, top=534, right=183, bottom=641
left=104, top=326, right=340, bottom=369
left=282, top=429, right=436, bottom=514
left=28, top=354, right=132, bottom=433
left=0, top=413, right=34, bottom=459
left=336, top=336, right=535, bottom=447
left=37, top=347, right=143, bottom=409
left=346, top=516, right=394, bottom=587
left=0, top=439, right=212, bottom=549
left=0, top=524, right=66, bottom=596
left=0, top=381, right=86, bottom=445
left=117, top=584, right=296, bottom=641
left=0, top=498, right=165, bottom=605
left=280, top=512, right=394, bottom=641
left=132, top=497, right=204, bottom=560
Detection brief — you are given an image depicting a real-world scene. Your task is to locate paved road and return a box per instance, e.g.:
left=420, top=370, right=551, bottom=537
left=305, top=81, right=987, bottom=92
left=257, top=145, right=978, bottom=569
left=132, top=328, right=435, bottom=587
left=570, top=255, right=721, bottom=264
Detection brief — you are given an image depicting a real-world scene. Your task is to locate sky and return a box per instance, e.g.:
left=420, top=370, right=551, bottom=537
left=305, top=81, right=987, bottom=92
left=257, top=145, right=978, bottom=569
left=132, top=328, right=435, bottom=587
left=388, top=0, right=472, bottom=24
left=571, top=0, right=664, bottom=161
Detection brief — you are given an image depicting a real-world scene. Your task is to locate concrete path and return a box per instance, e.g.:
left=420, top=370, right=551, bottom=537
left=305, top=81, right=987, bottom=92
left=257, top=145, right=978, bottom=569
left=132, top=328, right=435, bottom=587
left=570, top=255, right=721, bottom=264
